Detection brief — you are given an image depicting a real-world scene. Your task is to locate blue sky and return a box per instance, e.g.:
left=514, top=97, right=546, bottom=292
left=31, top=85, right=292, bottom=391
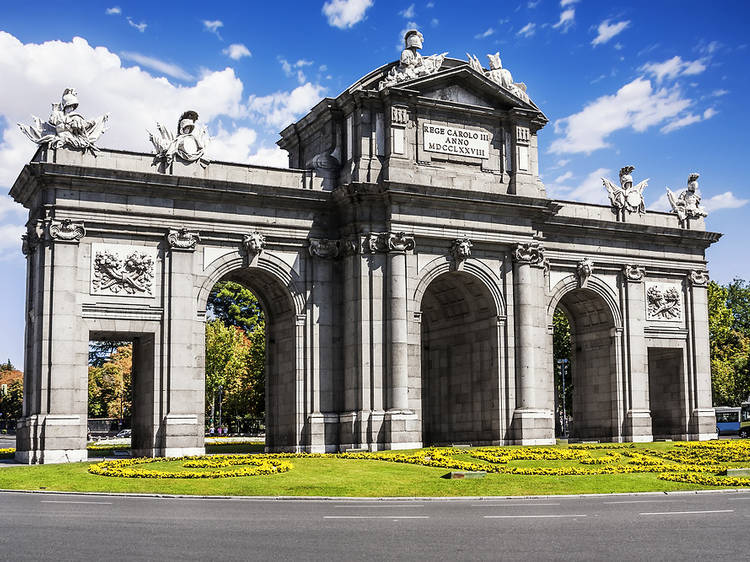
left=0, top=0, right=748, bottom=366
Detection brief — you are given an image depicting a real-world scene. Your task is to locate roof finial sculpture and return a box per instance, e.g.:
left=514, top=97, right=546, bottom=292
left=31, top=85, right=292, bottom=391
left=602, top=165, right=648, bottom=221
left=148, top=110, right=210, bottom=168
left=464, top=52, right=530, bottom=103
left=378, top=30, right=448, bottom=90
left=18, top=88, right=109, bottom=154
left=666, top=173, right=707, bottom=228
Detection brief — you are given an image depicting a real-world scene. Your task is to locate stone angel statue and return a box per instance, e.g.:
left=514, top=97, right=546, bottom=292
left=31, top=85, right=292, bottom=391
left=18, top=88, right=109, bottom=154
left=602, top=166, right=648, bottom=221
left=148, top=110, right=210, bottom=167
left=666, top=173, right=707, bottom=228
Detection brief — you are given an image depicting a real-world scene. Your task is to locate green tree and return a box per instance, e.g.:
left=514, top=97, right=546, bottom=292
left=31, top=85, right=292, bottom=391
left=87, top=345, right=133, bottom=418
left=0, top=359, right=14, bottom=372
left=726, top=278, right=750, bottom=336
left=207, top=281, right=264, bottom=333
left=708, top=281, right=750, bottom=406
left=0, top=379, right=23, bottom=420
left=552, top=308, right=573, bottom=433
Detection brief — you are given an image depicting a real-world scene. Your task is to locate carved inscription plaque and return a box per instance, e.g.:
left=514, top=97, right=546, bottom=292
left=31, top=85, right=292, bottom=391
left=422, top=124, right=490, bottom=159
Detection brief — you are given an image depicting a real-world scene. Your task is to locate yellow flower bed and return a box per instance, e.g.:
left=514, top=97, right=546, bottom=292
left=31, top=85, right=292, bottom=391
left=0, top=448, right=14, bottom=455
left=88, top=455, right=293, bottom=479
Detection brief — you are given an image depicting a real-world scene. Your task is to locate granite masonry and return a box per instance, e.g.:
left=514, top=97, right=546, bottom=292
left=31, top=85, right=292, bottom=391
left=11, top=34, right=721, bottom=463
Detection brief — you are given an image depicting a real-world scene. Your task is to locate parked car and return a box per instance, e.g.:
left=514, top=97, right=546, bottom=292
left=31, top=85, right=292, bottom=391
left=116, top=429, right=131, bottom=438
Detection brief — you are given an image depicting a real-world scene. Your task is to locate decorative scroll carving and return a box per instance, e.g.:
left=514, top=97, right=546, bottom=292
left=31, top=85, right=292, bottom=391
left=21, top=228, right=41, bottom=256
left=602, top=166, right=647, bottom=221
left=623, top=264, right=645, bottom=282
left=18, top=88, right=108, bottom=154
left=148, top=110, right=210, bottom=167
left=450, top=237, right=472, bottom=268
left=646, top=283, right=682, bottom=321
left=167, top=228, right=200, bottom=250
left=378, top=30, right=447, bottom=90
left=48, top=219, right=85, bottom=243
left=513, top=241, right=545, bottom=266
left=667, top=173, right=707, bottom=228
left=340, top=237, right=359, bottom=256
left=242, top=231, right=266, bottom=258
left=91, top=245, right=156, bottom=296
left=308, top=238, right=340, bottom=259
left=362, top=232, right=416, bottom=253
left=576, top=258, right=594, bottom=288
left=688, top=270, right=709, bottom=287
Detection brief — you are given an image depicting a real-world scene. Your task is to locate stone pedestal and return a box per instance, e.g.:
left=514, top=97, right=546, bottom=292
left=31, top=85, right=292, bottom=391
left=133, top=414, right=204, bottom=458
left=308, top=412, right=340, bottom=453
left=623, top=409, right=654, bottom=442
left=384, top=410, right=421, bottom=450
left=15, top=414, right=87, bottom=464
left=689, top=408, right=718, bottom=441
left=511, top=408, right=555, bottom=445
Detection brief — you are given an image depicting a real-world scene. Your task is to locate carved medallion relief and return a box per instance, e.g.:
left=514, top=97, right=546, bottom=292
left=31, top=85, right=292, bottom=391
left=645, top=282, right=682, bottom=321
left=91, top=243, right=157, bottom=297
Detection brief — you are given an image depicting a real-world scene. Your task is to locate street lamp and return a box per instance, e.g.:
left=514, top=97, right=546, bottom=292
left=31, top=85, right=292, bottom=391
left=556, top=358, right=569, bottom=437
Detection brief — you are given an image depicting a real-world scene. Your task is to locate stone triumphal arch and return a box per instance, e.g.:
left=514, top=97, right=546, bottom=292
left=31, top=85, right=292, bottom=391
left=12, top=32, right=720, bottom=462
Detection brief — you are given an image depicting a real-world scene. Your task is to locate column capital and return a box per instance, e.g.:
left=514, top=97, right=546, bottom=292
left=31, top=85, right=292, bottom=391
left=512, top=241, right=545, bottom=267
left=47, top=219, right=85, bottom=244
left=688, top=269, right=709, bottom=287
left=167, top=228, right=200, bottom=251
left=622, top=264, right=645, bottom=283
left=362, top=232, right=415, bottom=254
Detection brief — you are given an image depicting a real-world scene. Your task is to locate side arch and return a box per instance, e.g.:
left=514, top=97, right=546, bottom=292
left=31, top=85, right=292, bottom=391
left=546, top=275, right=622, bottom=330
left=413, top=256, right=506, bottom=317
left=196, top=250, right=306, bottom=316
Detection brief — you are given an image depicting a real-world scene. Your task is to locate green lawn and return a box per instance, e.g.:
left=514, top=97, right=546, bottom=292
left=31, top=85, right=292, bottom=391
left=1, top=441, right=744, bottom=497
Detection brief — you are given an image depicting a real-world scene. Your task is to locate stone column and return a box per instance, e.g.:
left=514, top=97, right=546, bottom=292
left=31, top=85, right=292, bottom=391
left=686, top=270, right=716, bottom=440
left=622, top=265, right=653, bottom=442
left=382, top=232, right=420, bottom=449
left=153, top=228, right=204, bottom=458
left=16, top=219, right=88, bottom=464
left=511, top=241, right=554, bottom=445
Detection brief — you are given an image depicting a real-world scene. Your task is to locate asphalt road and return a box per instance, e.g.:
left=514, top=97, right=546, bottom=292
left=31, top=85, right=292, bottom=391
left=1, top=490, right=749, bottom=561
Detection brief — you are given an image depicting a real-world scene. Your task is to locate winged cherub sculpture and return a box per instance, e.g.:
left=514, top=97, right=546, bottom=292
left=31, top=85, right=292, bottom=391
left=148, top=110, right=210, bottom=167
left=18, top=88, right=109, bottom=154
left=666, top=173, right=707, bottom=227
left=602, top=166, right=648, bottom=221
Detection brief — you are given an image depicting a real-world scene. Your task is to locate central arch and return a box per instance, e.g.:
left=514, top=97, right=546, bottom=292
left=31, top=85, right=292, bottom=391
left=419, top=269, right=501, bottom=445
left=548, top=278, right=622, bottom=441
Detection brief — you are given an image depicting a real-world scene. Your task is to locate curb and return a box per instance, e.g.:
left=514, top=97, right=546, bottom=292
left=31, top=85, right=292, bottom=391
left=2, top=487, right=750, bottom=502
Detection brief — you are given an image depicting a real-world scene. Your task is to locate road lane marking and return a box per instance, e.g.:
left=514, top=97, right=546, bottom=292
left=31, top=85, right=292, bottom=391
left=639, top=510, right=733, bottom=516
left=324, top=516, right=429, bottom=519
left=41, top=500, right=112, bottom=505
left=484, top=514, right=586, bottom=519
left=472, top=503, right=560, bottom=507
left=603, top=500, right=684, bottom=504
left=334, top=504, right=425, bottom=508
left=727, top=497, right=750, bottom=501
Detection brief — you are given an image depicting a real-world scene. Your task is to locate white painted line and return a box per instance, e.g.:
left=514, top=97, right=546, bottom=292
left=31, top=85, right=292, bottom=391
left=727, top=497, right=750, bottom=501
left=472, top=503, right=560, bottom=507
left=639, top=510, right=734, bottom=516
left=484, top=514, right=587, bottom=519
left=41, top=500, right=112, bottom=505
left=324, top=516, right=429, bottom=519
left=335, top=504, right=425, bottom=508
left=603, top=500, right=684, bottom=504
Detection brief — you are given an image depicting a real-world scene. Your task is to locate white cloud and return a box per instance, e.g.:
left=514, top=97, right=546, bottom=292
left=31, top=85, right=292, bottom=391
left=550, top=77, right=692, bottom=154
left=322, top=0, right=373, bottom=29
left=703, top=107, right=717, bottom=119
left=640, top=56, right=707, bottom=82
left=126, top=17, right=147, bottom=33
left=426, top=1, right=434, bottom=7
left=648, top=192, right=671, bottom=212
left=105, top=7, right=121, bottom=15
left=553, top=8, right=575, bottom=32
left=0, top=222, right=25, bottom=260
left=660, top=106, right=717, bottom=134
left=517, top=23, right=536, bottom=38
left=203, top=20, right=223, bottom=39
left=206, top=125, right=257, bottom=163
left=431, top=18, right=439, bottom=27
left=474, top=28, right=495, bottom=39
left=554, top=171, right=573, bottom=183
left=279, top=58, right=315, bottom=84
left=703, top=191, right=749, bottom=212
left=711, top=89, right=729, bottom=97
left=560, top=0, right=579, bottom=6
left=223, top=44, right=251, bottom=61
left=121, top=52, right=194, bottom=81
left=547, top=168, right=610, bottom=205
left=591, top=19, right=630, bottom=46
left=247, top=82, right=326, bottom=128
left=400, top=4, right=416, bottom=18
left=247, top=147, right=289, bottom=168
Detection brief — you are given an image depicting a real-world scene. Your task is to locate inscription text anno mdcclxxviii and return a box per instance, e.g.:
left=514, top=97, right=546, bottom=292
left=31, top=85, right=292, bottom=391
left=422, top=124, right=490, bottom=159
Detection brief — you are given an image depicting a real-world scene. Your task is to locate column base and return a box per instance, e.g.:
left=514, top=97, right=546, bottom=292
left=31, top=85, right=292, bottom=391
left=623, top=409, right=654, bottom=442
left=15, top=414, right=87, bottom=464
left=689, top=408, right=718, bottom=441
left=133, top=414, right=204, bottom=458
left=308, top=412, right=340, bottom=453
left=511, top=408, right=555, bottom=445
left=383, top=409, right=422, bottom=450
